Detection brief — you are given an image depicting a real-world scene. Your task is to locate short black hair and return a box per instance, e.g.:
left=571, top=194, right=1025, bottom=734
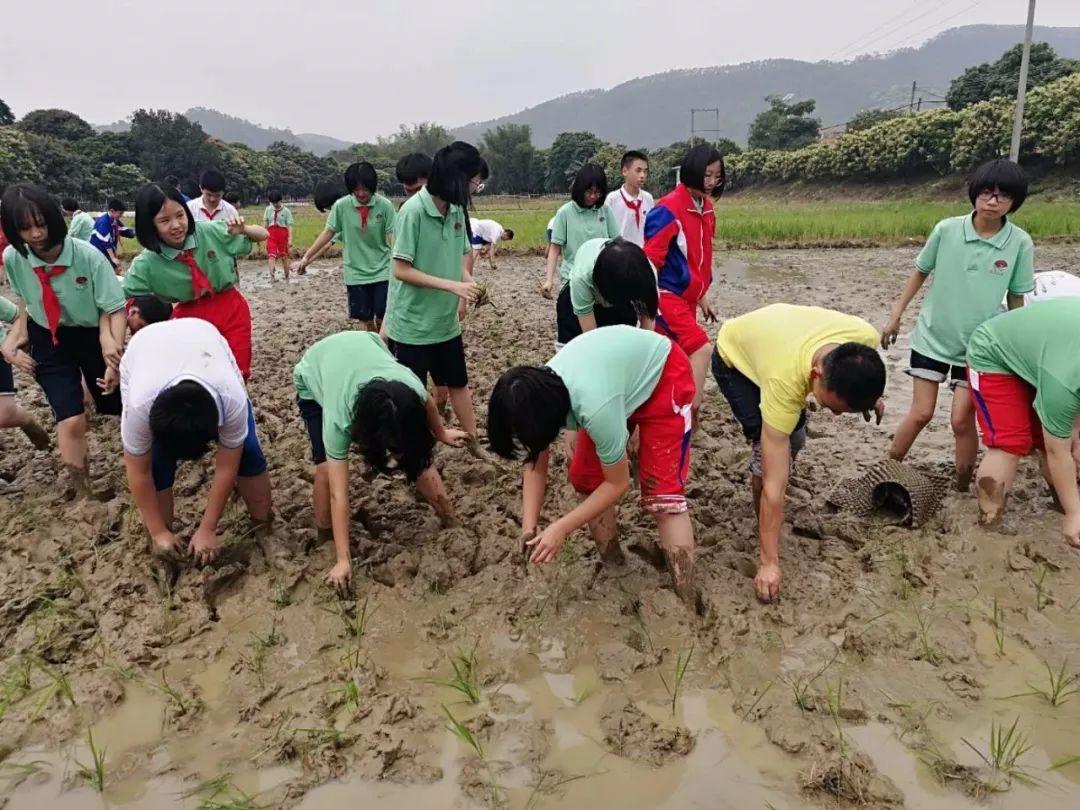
left=680, top=145, right=726, bottom=199
left=351, top=380, right=434, bottom=482
left=478, top=157, right=490, bottom=181
left=0, top=184, right=68, bottom=258
left=223, top=191, right=241, bottom=206
left=199, top=169, right=226, bottom=192
left=395, top=153, right=432, bottom=185
left=503, top=229, right=515, bottom=241
left=428, top=141, right=485, bottom=209
left=570, top=163, right=608, bottom=209
left=967, top=158, right=1028, bottom=213
left=593, top=238, right=659, bottom=321
left=313, top=179, right=342, bottom=213
left=61, top=197, right=80, bottom=212
left=107, top=198, right=125, bottom=212
left=267, top=189, right=283, bottom=204
left=130, top=294, right=173, bottom=325
left=621, top=150, right=649, bottom=168
left=344, top=162, right=378, bottom=195
left=487, top=366, right=571, bottom=463
left=822, top=343, right=886, bottom=412
left=134, top=182, right=195, bottom=253
left=164, top=175, right=181, bottom=188
left=149, top=380, right=219, bottom=461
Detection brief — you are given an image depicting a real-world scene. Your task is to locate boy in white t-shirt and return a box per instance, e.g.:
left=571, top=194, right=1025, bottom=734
left=468, top=218, right=514, bottom=270
left=604, top=151, right=654, bottom=247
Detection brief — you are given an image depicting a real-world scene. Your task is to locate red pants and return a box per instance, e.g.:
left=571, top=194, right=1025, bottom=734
left=266, top=225, right=290, bottom=258
left=655, top=291, right=709, bottom=356
left=172, top=286, right=252, bottom=380
left=569, top=345, right=695, bottom=514
left=968, top=367, right=1044, bottom=455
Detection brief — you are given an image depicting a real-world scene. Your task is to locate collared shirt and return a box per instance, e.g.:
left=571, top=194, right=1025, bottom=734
left=547, top=326, right=672, bottom=465
left=968, top=298, right=1080, bottom=439
left=569, top=237, right=613, bottom=316
left=263, top=204, right=294, bottom=229
left=120, top=319, right=250, bottom=456
left=550, top=201, right=620, bottom=287
left=911, top=213, right=1035, bottom=366
left=326, top=193, right=396, bottom=285
left=124, top=221, right=252, bottom=302
left=2, top=237, right=125, bottom=329
left=187, top=197, right=239, bottom=223
left=384, top=187, right=470, bottom=346
left=294, top=331, right=428, bottom=461
left=0, top=294, right=18, bottom=341
left=68, top=211, right=96, bottom=242
left=716, top=304, right=880, bottom=435
left=604, top=186, right=655, bottom=246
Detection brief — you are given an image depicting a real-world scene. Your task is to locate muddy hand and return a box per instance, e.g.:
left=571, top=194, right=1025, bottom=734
left=881, top=318, right=900, bottom=349
left=540, top=280, right=553, bottom=300
left=527, top=524, right=568, bottom=565
left=519, top=529, right=537, bottom=573
left=189, top=527, right=221, bottom=566
left=439, top=428, right=469, bottom=448
left=151, top=529, right=187, bottom=562
left=754, top=561, right=781, bottom=603
left=325, top=559, right=352, bottom=593
left=863, top=398, right=885, bottom=426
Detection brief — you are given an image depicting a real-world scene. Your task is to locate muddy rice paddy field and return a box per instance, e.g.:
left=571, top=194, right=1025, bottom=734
left=2, top=246, right=1079, bottom=809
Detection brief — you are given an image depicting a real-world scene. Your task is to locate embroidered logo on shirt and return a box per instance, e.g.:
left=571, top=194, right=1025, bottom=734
left=991, top=259, right=1009, bottom=274
left=74, top=276, right=88, bottom=286
left=207, top=251, right=217, bottom=260
left=453, top=222, right=462, bottom=231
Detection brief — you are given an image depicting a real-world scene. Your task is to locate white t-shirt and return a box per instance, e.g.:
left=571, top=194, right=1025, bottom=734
left=120, top=319, right=250, bottom=456
left=187, top=197, right=239, bottom=223
left=469, top=218, right=504, bottom=246
left=604, top=186, right=655, bottom=247
left=1001, top=270, right=1080, bottom=308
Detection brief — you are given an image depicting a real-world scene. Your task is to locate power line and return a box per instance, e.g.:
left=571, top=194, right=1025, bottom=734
left=873, top=0, right=992, bottom=54
left=834, top=0, right=972, bottom=60
left=828, top=0, right=942, bottom=61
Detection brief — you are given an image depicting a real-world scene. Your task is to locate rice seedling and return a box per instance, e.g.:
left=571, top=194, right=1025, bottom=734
left=73, top=729, right=107, bottom=792
left=739, top=679, right=775, bottom=721
left=335, top=676, right=362, bottom=713
left=30, top=659, right=77, bottom=719
left=472, top=283, right=499, bottom=314
left=1031, top=565, right=1050, bottom=612
left=239, top=620, right=283, bottom=685
left=961, top=716, right=1037, bottom=791
left=296, top=727, right=343, bottom=749
left=271, top=585, right=292, bottom=609
left=443, top=704, right=483, bottom=758
left=824, top=679, right=847, bottom=759
left=912, top=605, right=940, bottom=666
left=426, top=644, right=482, bottom=705
left=1002, top=659, right=1078, bottom=707
left=572, top=684, right=596, bottom=705
left=181, top=771, right=265, bottom=809
left=153, top=671, right=195, bottom=718
left=991, top=597, right=1005, bottom=656
left=658, top=642, right=694, bottom=716
left=0, top=759, right=49, bottom=787
left=1050, top=755, right=1080, bottom=771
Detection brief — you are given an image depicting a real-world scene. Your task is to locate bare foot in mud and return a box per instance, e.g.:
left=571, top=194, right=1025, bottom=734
left=21, top=421, right=51, bottom=450
left=954, top=465, right=974, bottom=493
left=976, top=476, right=1007, bottom=527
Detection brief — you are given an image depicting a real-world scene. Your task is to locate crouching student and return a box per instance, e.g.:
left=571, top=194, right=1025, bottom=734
left=488, top=326, right=700, bottom=607
left=124, top=183, right=267, bottom=380
left=0, top=184, right=125, bottom=497
left=565, top=237, right=658, bottom=341
left=120, top=318, right=272, bottom=562
left=966, top=298, right=1080, bottom=546
left=0, top=293, right=50, bottom=449
left=711, top=304, right=886, bottom=602
left=294, top=331, right=468, bottom=588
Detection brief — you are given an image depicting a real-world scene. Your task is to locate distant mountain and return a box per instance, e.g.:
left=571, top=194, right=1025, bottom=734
left=453, top=25, right=1080, bottom=148
left=95, top=108, right=352, bottom=156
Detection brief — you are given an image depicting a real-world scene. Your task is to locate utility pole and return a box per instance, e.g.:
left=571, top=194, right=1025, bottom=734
left=1009, top=0, right=1037, bottom=163
left=909, top=81, right=917, bottom=113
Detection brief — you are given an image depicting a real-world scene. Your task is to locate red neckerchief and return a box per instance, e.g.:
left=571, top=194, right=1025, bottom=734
left=357, top=205, right=371, bottom=230
left=32, top=265, right=67, bottom=344
left=621, top=190, right=643, bottom=228
left=272, top=208, right=279, bottom=226
left=175, top=249, right=215, bottom=298
left=200, top=203, right=220, bottom=220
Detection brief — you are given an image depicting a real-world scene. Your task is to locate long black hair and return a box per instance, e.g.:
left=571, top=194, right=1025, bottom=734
left=681, top=144, right=726, bottom=199
left=427, top=141, right=485, bottom=241
left=133, top=182, right=195, bottom=252
left=593, top=238, right=658, bottom=321
left=0, top=184, right=67, bottom=258
left=487, top=366, right=571, bottom=463
left=351, top=379, right=435, bottom=482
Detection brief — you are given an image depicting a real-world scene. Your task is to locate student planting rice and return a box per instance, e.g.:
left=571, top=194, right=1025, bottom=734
left=468, top=218, right=513, bottom=270
left=563, top=236, right=658, bottom=341
left=61, top=199, right=95, bottom=243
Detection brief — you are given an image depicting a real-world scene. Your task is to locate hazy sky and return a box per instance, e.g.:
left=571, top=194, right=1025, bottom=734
left=5, top=0, right=1079, bottom=141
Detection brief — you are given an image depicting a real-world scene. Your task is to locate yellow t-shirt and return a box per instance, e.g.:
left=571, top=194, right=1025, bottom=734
left=715, top=304, right=879, bottom=434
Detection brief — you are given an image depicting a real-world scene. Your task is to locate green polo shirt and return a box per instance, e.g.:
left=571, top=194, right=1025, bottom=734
left=0, top=295, right=17, bottom=341
left=294, top=331, right=428, bottom=461
left=967, top=298, right=1080, bottom=439
left=68, top=211, right=95, bottom=242
left=263, top=204, right=294, bottom=229
left=3, top=238, right=124, bottom=329
left=124, top=221, right=252, bottom=302
left=569, top=238, right=614, bottom=316
left=547, top=325, right=672, bottom=465
left=326, top=193, right=396, bottom=286
left=550, top=201, right=620, bottom=287
left=384, top=187, right=470, bottom=346
left=911, top=214, right=1035, bottom=367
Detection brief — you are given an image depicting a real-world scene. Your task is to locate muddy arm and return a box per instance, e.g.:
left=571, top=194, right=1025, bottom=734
left=521, top=449, right=551, bottom=534
left=1044, top=432, right=1080, bottom=543
left=757, top=425, right=791, bottom=600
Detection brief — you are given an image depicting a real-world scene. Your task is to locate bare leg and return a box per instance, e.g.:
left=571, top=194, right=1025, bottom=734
left=157, top=488, right=174, bottom=529
left=236, top=471, right=273, bottom=523
left=950, top=387, right=978, bottom=491
left=435, top=386, right=450, bottom=417
left=976, top=448, right=1021, bottom=526
left=0, top=396, right=50, bottom=449
left=415, top=465, right=455, bottom=525
left=889, top=378, right=939, bottom=460
left=312, top=463, right=331, bottom=531
left=283, top=255, right=292, bottom=280
left=587, top=505, right=624, bottom=565
left=267, top=257, right=275, bottom=281
left=57, top=414, right=90, bottom=496
left=689, top=343, right=711, bottom=424
left=656, top=511, right=697, bottom=608
left=447, top=386, right=478, bottom=437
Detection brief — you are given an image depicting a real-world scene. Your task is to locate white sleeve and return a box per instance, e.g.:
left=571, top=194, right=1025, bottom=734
left=218, top=392, right=250, bottom=449
left=120, top=398, right=154, bottom=456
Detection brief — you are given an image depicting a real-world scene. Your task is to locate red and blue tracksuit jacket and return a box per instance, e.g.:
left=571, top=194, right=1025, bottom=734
left=642, top=183, right=716, bottom=306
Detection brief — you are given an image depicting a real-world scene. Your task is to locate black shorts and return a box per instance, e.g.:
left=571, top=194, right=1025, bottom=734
left=555, top=284, right=638, bottom=347
left=0, top=359, right=14, bottom=395
left=907, top=349, right=967, bottom=389
left=711, top=347, right=806, bottom=443
left=388, top=335, right=468, bottom=388
left=298, top=397, right=328, bottom=465
left=28, top=320, right=121, bottom=422
left=347, top=281, right=388, bottom=322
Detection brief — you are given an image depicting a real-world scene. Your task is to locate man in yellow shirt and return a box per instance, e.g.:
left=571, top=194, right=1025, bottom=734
left=712, top=304, right=887, bottom=602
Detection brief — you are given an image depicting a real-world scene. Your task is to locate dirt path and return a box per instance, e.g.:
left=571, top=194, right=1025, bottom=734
left=1, top=247, right=1079, bottom=809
